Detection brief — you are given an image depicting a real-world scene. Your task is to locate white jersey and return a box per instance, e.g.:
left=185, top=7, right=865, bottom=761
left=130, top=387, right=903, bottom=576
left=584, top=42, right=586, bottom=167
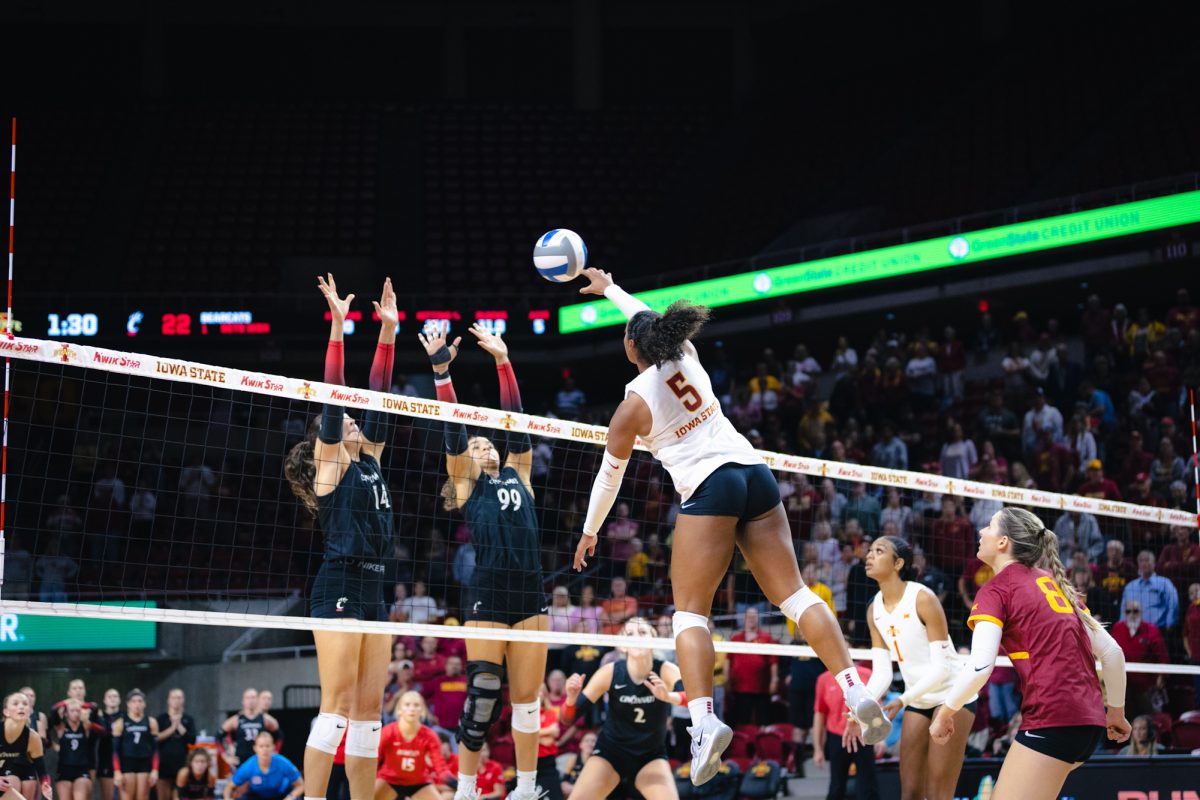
left=624, top=348, right=761, bottom=501
left=871, top=581, right=970, bottom=709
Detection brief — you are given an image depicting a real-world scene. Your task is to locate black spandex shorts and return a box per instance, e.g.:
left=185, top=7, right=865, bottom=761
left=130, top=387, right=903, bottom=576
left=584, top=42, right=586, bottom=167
left=96, top=761, right=114, bottom=779
left=2, top=764, right=37, bottom=781
left=57, top=765, right=92, bottom=783
left=386, top=783, right=429, bottom=799
left=680, top=463, right=780, bottom=521
left=311, top=558, right=389, bottom=621
left=788, top=688, right=815, bottom=729
left=905, top=699, right=979, bottom=720
left=466, top=569, right=547, bottom=627
left=1015, top=725, right=1105, bottom=764
left=117, top=757, right=153, bottom=774
left=591, top=733, right=668, bottom=780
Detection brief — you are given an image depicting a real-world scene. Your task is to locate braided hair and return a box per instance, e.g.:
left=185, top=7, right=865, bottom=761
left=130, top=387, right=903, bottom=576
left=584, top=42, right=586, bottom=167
left=627, top=300, right=712, bottom=367
left=997, top=507, right=1102, bottom=633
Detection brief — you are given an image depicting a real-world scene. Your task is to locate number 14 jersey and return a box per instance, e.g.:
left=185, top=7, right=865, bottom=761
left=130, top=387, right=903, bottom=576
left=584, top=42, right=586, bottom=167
left=968, top=563, right=1106, bottom=730
left=625, top=351, right=760, bottom=501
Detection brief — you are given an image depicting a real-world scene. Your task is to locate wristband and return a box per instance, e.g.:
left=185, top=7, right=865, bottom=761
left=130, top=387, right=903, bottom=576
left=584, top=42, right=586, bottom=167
left=429, top=343, right=456, bottom=366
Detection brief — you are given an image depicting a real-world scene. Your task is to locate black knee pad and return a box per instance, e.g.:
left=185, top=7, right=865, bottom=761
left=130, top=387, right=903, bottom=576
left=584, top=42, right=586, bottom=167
left=457, top=660, right=504, bottom=752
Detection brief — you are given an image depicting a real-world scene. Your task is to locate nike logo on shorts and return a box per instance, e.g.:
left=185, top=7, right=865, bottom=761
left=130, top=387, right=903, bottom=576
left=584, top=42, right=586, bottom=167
left=1024, top=731, right=1045, bottom=739
left=681, top=502, right=695, bottom=509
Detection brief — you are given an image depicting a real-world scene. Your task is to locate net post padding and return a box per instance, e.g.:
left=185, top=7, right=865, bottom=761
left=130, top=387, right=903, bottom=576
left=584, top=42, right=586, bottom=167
left=1, top=336, right=1193, bottom=531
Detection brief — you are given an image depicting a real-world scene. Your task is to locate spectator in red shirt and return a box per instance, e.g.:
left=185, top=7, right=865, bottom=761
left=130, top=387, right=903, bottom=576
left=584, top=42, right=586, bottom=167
left=534, top=691, right=561, bottom=800
left=1030, top=426, right=1074, bottom=492
left=925, top=496, right=975, bottom=575
left=421, top=656, right=467, bottom=735
left=812, top=664, right=877, bottom=800
left=1077, top=460, right=1122, bottom=501
left=1118, top=432, right=1155, bottom=488
left=412, top=637, right=447, bottom=688
left=1157, top=525, right=1200, bottom=593
left=938, top=325, right=967, bottom=402
left=600, top=577, right=638, bottom=635
left=1184, top=583, right=1200, bottom=701
left=446, top=742, right=505, bottom=799
left=1081, top=294, right=1112, bottom=362
left=1112, top=600, right=1169, bottom=718
left=727, top=607, right=779, bottom=726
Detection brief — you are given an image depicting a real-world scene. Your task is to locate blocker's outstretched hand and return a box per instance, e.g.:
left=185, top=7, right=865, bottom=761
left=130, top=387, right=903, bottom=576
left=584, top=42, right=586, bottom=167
left=418, top=329, right=461, bottom=374
left=317, top=273, right=354, bottom=320
left=469, top=322, right=509, bottom=362
left=373, top=277, right=399, bottom=329
left=578, top=267, right=614, bottom=296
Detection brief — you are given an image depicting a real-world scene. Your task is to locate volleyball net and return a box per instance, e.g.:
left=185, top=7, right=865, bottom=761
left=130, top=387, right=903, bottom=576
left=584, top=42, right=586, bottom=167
left=0, top=335, right=1196, bottom=674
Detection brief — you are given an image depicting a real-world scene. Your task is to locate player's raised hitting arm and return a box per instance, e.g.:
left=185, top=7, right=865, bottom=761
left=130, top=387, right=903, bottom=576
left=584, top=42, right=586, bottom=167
left=578, top=267, right=698, bottom=360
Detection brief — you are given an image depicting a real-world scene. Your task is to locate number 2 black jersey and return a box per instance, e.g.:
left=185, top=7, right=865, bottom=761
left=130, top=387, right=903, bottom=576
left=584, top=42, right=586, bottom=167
left=463, top=466, right=541, bottom=573
left=603, top=659, right=670, bottom=753
left=317, top=454, right=395, bottom=561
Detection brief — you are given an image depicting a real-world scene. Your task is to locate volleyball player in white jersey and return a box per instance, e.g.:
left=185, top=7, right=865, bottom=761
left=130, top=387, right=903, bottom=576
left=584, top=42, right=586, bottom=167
left=571, top=268, right=890, bottom=786
left=862, top=536, right=974, bottom=800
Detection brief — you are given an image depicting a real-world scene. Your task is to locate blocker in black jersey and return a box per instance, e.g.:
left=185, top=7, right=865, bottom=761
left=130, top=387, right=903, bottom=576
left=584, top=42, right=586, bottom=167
left=592, top=659, right=670, bottom=778
left=0, top=722, right=35, bottom=781
left=463, top=465, right=546, bottom=625
left=312, top=453, right=395, bottom=621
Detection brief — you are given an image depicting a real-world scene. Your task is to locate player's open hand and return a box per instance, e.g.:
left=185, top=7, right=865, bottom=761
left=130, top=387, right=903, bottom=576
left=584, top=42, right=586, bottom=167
left=1105, top=707, right=1131, bottom=743
left=929, top=709, right=954, bottom=745
left=418, top=330, right=461, bottom=371
left=40, top=780, right=53, bottom=800
left=646, top=672, right=671, bottom=703
left=578, top=268, right=613, bottom=296
left=842, top=716, right=862, bottom=752
left=573, top=533, right=597, bottom=572
left=317, top=273, right=354, bottom=321
left=373, top=277, right=399, bottom=330
left=469, top=322, right=508, bottom=362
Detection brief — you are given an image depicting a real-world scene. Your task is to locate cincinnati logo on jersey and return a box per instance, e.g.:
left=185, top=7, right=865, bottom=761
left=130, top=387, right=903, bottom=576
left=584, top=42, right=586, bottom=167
left=616, top=693, right=656, bottom=705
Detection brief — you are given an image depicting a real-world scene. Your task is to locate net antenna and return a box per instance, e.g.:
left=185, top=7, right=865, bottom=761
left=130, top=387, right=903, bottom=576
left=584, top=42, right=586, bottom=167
left=1, top=117, right=16, bottom=600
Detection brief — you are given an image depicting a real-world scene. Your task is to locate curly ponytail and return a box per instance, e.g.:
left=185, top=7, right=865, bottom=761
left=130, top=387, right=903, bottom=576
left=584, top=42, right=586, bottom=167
left=284, top=416, right=321, bottom=517
left=628, top=300, right=712, bottom=367
left=998, top=507, right=1103, bottom=633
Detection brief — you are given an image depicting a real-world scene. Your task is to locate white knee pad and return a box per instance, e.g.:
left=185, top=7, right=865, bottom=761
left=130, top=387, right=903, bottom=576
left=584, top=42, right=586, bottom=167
left=672, top=611, right=709, bottom=639
left=306, top=712, right=347, bottom=755
left=510, top=701, right=540, bottom=734
left=344, top=719, right=382, bottom=759
left=780, top=586, right=826, bottom=623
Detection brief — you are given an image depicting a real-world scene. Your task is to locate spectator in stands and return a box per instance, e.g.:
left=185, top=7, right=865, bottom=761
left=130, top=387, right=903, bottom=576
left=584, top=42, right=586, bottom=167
left=813, top=662, right=877, bottom=799
left=870, top=421, right=908, bottom=471
left=1021, top=388, right=1063, bottom=457
left=1158, top=416, right=1188, bottom=460
left=1, top=532, right=32, bottom=599
left=925, top=496, right=974, bottom=575
left=604, top=501, right=639, bottom=567
left=1026, top=333, right=1056, bottom=387
left=938, top=326, right=967, bottom=404
left=567, top=584, right=602, bottom=635
left=819, top=478, right=847, bottom=523
left=398, top=580, right=442, bottom=625
left=978, top=392, right=1021, bottom=461
left=1066, top=415, right=1098, bottom=475
left=1030, top=426, right=1074, bottom=492
left=1047, top=342, right=1084, bottom=411
left=1093, top=540, right=1135, bottom=622
left=1156, top=525, right=1200, bottom=591
left=831, top=336, right=858, bottom=373
left=1121, top=551, right=1180, bottom=635
left=1167, top=288, right=1198, bottom=332
left=554, top=376, right=587, bottom=420
left=800, top=563, right=835, bottom=614
left=1120, top=432, right=1156, bottom=487
left=35, top=536, right=78, bottom=602
left=1185, top=583, right=1200, bottom=700
left=727, top=607, right=778, bottom=726
left=1081, top=294, right=1112, bottom=364
left=968, top=494, right=1003, bottom=533
left=383, top=660, right=414, bottom=718
left=938, top=422, right=977, bottom=480
left=1113, top=602, right=1169, bottom=719
left=1079, top=379, right=1118, bottom=434
left=1117, top=715, right=1166, bottom=758
left=546, top=586, right=575, bottom=637
left=1127, top=376, right=1157, bottom=427
left=411, top=637, right=447, bottom=687
left=810, top=520, right=840, bottom=567
left=878, top=487, right=913, bottom=540
left=790, top=343, right=822, bottom=384
left=1168, top=479, right=1190, bottom=512
left=749, top=362, right=782, bottom=412
left=905, top=341, right=938, bottom=412
left=1149, top=437, right=1185, bottom=497
left=829, top=543, right=855, bottom=618
left=388, top=584, right=410, bottom=622
left=911, top=546, right=948, bottom=603
left=559, top=730, right=596, bottom=798
left=842, top=482, right=881, bottom=536
left=1008, top=462, right=1036, bottom=490
left=531, top=438, right=553, bottom=486
left=600, top=577, right=637, bottom=635
left=1001, top=342, right=1032, bottom=402
left=1052, top=511, right=1104, bottom=562
left=1077, top=459, right=1122, bottom=501
left=1127, top=307, right=1165, bottom=363
left=422, top=656, right=467, bottom=741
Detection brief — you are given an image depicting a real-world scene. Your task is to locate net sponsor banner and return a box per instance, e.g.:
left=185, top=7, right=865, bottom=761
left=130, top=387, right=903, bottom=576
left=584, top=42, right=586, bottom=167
left=0, top=601, right=157, bottom=651
left=2, top=336, right=1194, bottom=529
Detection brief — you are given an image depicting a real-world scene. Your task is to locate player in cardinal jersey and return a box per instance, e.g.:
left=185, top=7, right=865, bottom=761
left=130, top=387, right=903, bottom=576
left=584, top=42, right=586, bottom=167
left=561, top=618, right=685, bottom=800
left=932, top=507, right=1131, bottom=800
left=420, top=324, right=548, bottom=800
left=863, top=536, right=974, bottom=800
left=375, top=693, right=452, bottom=800
left=571, top=268, right=889, bottom=785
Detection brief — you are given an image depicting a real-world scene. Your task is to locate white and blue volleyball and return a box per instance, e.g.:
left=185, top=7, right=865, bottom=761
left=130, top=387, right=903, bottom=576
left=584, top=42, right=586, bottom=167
left=533, top=228, right=587, bottom=283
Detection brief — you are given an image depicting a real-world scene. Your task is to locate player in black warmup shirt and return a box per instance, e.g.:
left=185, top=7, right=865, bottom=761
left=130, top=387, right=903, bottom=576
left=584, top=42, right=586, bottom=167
left=284, top=274, right=399, bottom=800
left=561, top=619, right=684, bottom=800
left=110, top=690, right=158, bottom=800
left=221, top=690, right=278, bottom=768
left=174, top=749, right=216, bottom=800
left=420, top=324, right=548, bottom=800
left=53, top=700, right=106, bottom=800
left=94, top=689, right=122, bottom=800
left=155, top=689, right=196, bottom=800
left=1, top=692, right=50, bottom=800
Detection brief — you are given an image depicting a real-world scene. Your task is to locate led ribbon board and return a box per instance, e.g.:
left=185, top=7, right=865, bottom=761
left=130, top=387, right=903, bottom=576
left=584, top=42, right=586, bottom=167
left=559, top=190, right=1200, bottom=333
left=0, top=601, right=158, bottom=651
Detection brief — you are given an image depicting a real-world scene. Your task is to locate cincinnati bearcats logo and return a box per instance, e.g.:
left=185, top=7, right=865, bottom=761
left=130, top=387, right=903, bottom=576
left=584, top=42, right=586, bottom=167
left=335, top=597, right=348, bottom=612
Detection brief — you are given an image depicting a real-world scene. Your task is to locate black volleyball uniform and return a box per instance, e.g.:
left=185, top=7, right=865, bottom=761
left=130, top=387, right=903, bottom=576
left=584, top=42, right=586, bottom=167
left=177, top=770, right=215, bottom=799
left=95, top=710, right=120, bottom=779
left=115, top=714, right=155, bottom=773
left=463, top=465, right=545, bottom=625
left=57, top=721, right=99, bottom=782
left=0, top=722, right=36, bottom=782
left=232, top=714, right=265, bottom=765
left=312, top=454, right=395, bottom=621
left=592, top=659, right=671, bottom=778
left=155, top=714, right=196, bottom=779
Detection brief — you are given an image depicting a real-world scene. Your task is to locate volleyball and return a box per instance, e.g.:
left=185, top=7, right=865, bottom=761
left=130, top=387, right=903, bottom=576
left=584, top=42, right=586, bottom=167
left=533, top=228, right=587, bottom=282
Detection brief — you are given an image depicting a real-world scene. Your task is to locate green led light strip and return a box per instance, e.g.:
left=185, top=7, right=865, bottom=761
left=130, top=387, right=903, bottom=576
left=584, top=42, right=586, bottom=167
left=559, top=189, right=1200, bottom=333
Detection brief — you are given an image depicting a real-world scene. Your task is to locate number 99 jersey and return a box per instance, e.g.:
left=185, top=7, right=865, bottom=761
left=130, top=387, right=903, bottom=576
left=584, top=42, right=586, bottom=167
left=463, top=466, right=541, bottom=574
left=967, top=563, right=1106, bottom=731
left=624, top=350, right=761, bottom=501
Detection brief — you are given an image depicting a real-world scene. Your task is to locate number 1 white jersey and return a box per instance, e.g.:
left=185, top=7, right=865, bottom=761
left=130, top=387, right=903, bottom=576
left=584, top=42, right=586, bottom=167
left=624, top=347, right=761, bottom=501
left=871, top=581, right=973, bottom=709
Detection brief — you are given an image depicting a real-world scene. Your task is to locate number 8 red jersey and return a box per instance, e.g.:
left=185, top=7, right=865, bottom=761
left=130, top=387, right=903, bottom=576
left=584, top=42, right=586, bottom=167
left=967, top=563, right=1106, bottom=730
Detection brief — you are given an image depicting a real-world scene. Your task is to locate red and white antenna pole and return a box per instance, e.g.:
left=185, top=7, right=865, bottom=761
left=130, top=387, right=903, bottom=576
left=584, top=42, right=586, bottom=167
left=1191, top=387, right=1199, bottom=544
left=1, top=117, right=14, bottom=601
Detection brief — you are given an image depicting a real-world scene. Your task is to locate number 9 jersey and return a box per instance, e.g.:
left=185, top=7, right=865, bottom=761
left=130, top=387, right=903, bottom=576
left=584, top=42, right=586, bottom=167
left=967, top=563, right=1106, bottom=731
left=625, top=349, right=762, bottom=501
